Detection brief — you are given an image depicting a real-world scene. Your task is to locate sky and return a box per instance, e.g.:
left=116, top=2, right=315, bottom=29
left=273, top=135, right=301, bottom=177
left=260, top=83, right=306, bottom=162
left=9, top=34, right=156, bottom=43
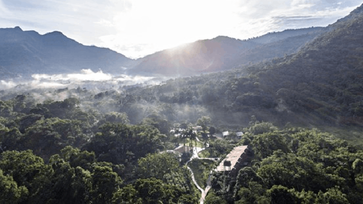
left=0, top=0, right=362, bottom=59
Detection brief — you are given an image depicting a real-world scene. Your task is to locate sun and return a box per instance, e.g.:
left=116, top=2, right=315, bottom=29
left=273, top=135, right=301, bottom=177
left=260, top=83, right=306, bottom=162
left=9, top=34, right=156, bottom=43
left=109, top=0, right=240, bottom=58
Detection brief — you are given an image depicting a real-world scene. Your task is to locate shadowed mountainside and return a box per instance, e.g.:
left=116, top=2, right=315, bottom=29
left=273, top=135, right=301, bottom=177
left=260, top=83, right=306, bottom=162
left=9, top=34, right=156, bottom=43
left=0, top=27, right=135, bottom=79
left=121, top=3, right=363, bottom=128
left=128, top=27, right=325, bottom=77
left=0, top=26, right=325, bottom=79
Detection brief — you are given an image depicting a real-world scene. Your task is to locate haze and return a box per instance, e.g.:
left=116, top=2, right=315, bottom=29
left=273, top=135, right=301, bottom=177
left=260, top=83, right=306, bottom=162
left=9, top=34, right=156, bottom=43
left=0, top=0, right=362, bottom=58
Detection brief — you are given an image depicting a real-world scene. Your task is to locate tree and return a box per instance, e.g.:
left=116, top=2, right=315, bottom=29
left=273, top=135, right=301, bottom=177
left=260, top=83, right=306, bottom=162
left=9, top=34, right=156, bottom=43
left=133, top=178, right=181, bottom=204
left=197, top=116, right=211, bottom=133
left=60, top=146, right=96, bottom=170
left=234, top=167, right=262, bottom=197
left=0, top=169, right=28, bottom=204
left=104, top=112, right=129, bottom=124
left=0, top=127, right=22, bottom=152
left=250, top=132, right=289, bottom=159
left=209, top=126, right=216, bottom=136
left=315, top=188, right=349, bottom=204
left=0, top=150, right=53, bottom=203
left=248, top=121, right=277, bottom=135
left=0, top=100, right=13, bottom=117
left=178, top=194, right=199, bottom=204
left=138, top=152, right=179, bottom=180
left=142, top=113, right=170, bottom=134
left=20, top=118, right=85, bottom=160
left=47, top=155, right=89, bottom=204
left=267, top=185, right=299, bottom=204
left=257, top=152, right=329, bottom=192
left=85, top=123, right=164, bottom=164
left=112, top=184, right=142, bottom=204
left=205, top=191, right=228, bottom=204
left=91, top=165, right=122, bottom=204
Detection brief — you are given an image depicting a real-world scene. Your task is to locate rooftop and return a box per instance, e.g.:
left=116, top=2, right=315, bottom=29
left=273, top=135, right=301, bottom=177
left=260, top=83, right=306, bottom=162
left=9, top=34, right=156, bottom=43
left=216, top=145, right=248, bottom=172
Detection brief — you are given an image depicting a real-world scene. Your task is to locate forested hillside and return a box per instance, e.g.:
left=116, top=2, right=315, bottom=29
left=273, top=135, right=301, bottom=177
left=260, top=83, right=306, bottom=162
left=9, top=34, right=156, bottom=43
left=128, top=27, right=324, bottom=77
left=0, top=94, right=199, bottom=203
left=1, top=92, right=363, bottom=203
left=124, top=3, right=363, bottom=128
left=1, top=3, right=363, bottom=204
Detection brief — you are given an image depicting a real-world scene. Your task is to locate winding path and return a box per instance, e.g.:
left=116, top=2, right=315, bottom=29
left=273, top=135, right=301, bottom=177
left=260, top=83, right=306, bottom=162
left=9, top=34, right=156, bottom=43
left=184, top=146, right=218, bottom=204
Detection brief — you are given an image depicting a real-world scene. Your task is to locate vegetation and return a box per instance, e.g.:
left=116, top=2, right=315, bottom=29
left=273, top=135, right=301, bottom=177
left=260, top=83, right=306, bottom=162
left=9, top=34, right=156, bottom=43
left=207, top=127, right=363, bottom=203
left=0, top=95, right=199, bottom=203
left=1, top=3, right=363, bottom=204
left=189, top=159, right=216, bottom=189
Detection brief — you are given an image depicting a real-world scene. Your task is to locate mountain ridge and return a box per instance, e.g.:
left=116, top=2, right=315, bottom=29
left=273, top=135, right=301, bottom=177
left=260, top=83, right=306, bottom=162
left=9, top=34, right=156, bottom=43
left=128, top=27, right=325, bottom=77
left=116, top=3, right=363, bottom=128
left=1, top=2, right=361, bottom=80
left=0, top=26, right=135, bottom=79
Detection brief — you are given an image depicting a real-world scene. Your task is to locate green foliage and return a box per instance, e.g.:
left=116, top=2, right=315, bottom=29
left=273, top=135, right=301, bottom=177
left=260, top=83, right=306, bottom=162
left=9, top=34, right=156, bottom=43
left=138, top=152, right=179, bottom=180
left=188, top=159, right=216, bottom=189
left=247, top=121, right=277, bottom=135
left=0, top=169, right=28, bottom=204
left=205, top=190, right=228, bottom=204
left=215, top=127, right=363, bottom=203
left=113, top=178, right=189, bottom=204
left=85, top=123, right=164, bottom=165
left=47, top=155, right=92, bottom=204
left=251, top=132, right=290, bottom=159
left=104, top=112, right=129, bottom=124
left=203, top=139, right=233, bottom=158
left=20, top=117, right=86, bottom=160
left=0, top=148, right=126, bottom=204
left=60, top=146, right=96, bottom=170
left=91, top=165, right=122, bottom=203
left=3, top=14, right=363, bottom=202
left=0, top=150, right=52, bottom=203
left=267, top=185, right=299, bottom=204
left=197, top=116, right=211, bottom=132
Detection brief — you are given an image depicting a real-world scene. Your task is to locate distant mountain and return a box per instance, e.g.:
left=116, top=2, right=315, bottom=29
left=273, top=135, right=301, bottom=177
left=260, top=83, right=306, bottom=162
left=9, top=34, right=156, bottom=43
left=129, top=36, right=257, bottom=77
left=233, top=27, right=326, bottom=66
left=128, top=27, right=325, bottom=77
left=248, top=27, right=325, bottom=44
left=122, top=3, right=363, bottom=128
left=0, top=25, right=326, bottom=80
left=211, top=2, right=363, bottom=126
left=0, top=26, right=134, bottom=79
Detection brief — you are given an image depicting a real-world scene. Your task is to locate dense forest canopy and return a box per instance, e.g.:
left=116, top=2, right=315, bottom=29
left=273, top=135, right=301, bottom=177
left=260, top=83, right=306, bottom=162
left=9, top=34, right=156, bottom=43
left=1, top=3, right=363, bottom=204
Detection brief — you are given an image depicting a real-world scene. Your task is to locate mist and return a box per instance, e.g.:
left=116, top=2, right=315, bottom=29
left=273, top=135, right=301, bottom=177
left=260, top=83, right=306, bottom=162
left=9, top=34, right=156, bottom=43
left=0, top=69, right=160, bottom=91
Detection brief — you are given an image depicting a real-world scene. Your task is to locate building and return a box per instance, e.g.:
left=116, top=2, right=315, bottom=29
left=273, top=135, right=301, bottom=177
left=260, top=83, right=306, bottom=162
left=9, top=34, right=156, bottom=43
left=236, top=132, right=244, bottom=139
left=222, top=131, right=229, bottom=137
left=216, top=145, right=249, bottom=178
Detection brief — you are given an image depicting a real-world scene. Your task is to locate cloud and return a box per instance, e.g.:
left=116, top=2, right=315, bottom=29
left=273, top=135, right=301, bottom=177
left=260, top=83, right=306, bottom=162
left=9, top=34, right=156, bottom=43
left=98, top=0, right=243, bottom=58
left=0, top=69, right=156, bottom=91
left=0, top=0, right=362, bottom=58
left=234, top=0, right=363, bottom=38
left=0, top=0, right=132, bottom=45
left=0, top=80, right=16, bottom=89
left=32, top=69, right=113, bottom=82
left=0, top=0, right=9, bottom=13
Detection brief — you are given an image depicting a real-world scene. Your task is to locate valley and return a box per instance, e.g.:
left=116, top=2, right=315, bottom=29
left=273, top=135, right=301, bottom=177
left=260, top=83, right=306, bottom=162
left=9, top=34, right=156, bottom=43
left=1, top=2, right=363, bottom=204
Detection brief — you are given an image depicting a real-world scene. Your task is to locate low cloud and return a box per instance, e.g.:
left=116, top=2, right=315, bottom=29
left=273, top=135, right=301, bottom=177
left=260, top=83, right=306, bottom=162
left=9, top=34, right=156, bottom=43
left=32, top=69, right=113, bottom=82
left=0, top=80, right=17, bottom=89
left=0, top=69, right=157, bottom=91
left=1, top=0, right=362, bottom=58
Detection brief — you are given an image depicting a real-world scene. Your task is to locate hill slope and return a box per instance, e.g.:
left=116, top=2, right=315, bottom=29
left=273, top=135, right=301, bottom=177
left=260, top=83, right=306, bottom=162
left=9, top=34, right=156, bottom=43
left=0, top=27, right=134, bottom=79
left=257, top=4, right=363, bottom=125
left=120, top=3, right=363, bottom=128
left=0, top=26, right=325, bottom=79
left=129, top=27, right=325, bottom=77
